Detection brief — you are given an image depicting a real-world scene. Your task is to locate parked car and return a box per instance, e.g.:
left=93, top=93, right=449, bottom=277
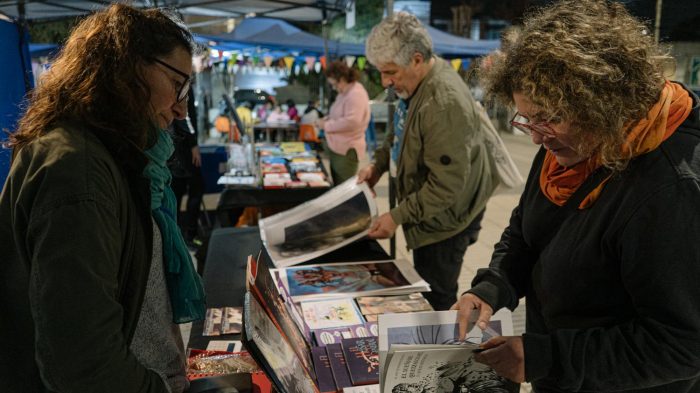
left=233, top=88, right=274, bottom=106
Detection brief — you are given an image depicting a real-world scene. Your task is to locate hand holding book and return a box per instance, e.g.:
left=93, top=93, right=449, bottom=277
left=473, top=335, right=525, bottom=383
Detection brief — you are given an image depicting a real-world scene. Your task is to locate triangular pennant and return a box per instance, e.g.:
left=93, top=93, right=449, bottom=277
left=344, top=55, right=356, bottom=68
left=263, top=55, right=273, bottom=68
left=320, top=56, right=327, bottom=70
left=252, top=56, right=260, bottom=67
left=314, top=61, right=321, bottom=73
left=357, top=56, right=367, bottom=71
left=284, top=56, right=295, bottom=70
left=451, top=58, right=462, bottom=71
left=461, top=58, right=471, bottom=70
left=305, top=56, right=316, bottom=70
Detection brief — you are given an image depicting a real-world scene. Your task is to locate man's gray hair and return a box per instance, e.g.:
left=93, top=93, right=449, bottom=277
left=365, top=12, right=433, bottom=67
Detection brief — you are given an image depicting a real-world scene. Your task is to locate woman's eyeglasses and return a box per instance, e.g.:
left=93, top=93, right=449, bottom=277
left=510, top=111, right=558, bottom=138
left=152, top=58, right=190, bottom=103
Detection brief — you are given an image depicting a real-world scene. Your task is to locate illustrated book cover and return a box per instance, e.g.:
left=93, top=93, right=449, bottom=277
left=241, top=292, right=319, bottom=393
left=341, top=337, right=380, bottom=386
left=246, top=253, right=315, bottom=379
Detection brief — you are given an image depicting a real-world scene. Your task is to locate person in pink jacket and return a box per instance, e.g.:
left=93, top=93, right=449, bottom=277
left=317, top=61, right=371, bottom=184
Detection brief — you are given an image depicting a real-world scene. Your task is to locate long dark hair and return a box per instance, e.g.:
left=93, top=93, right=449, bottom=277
left=9, top=4, right=194, bottom=153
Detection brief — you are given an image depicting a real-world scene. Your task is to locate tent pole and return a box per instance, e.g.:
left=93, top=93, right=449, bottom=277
left=321, top=2, right=329, bottom=110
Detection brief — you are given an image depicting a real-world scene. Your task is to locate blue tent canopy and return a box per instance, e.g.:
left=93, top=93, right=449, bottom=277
left=199, top=17, right=498, bottom=58
left=0, top=18, right=33, bottom=186
left=201, top=17, right=360, bottom=56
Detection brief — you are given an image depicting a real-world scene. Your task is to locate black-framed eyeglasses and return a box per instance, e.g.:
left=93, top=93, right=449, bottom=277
left=152, top=58, right=190, bottom=103
left=510, top=111, right=558, bottom=138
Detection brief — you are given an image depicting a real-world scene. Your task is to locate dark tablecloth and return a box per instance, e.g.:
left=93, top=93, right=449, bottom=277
left=187, top=226, right=390, bottom=350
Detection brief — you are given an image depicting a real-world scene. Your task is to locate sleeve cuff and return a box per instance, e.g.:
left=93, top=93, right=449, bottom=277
left=466, top=280, right=502, bottom=311
left=523, top=332, right=554, bottom=382
left=389, top=208, right=404, bottom=226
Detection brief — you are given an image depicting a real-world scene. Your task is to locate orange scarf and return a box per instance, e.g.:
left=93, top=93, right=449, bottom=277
left=539, top=81, right=693, bottom=209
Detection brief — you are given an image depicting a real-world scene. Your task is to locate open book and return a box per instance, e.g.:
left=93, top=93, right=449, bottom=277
left=377, top=309, right=517, bottom=393
left=259, top=177, right=377, bottom=267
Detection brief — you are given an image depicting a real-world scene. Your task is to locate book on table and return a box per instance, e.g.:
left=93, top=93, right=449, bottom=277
left=271, top=259, right=429, bottom=303
left=377, top=309, right=518, bottom=393
left=241, top=292, right=319, bottom=393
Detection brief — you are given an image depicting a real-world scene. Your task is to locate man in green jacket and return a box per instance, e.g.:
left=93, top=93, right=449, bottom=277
left=358, top=12, right=499, bottom=310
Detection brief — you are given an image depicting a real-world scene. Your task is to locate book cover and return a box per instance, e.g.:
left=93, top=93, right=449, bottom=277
left=313, top=327, right=354, bottom=346
left=221, top=307, right=243, bottom=335
left=276, top=260, right=414, bottom=300
left=341, top=337, right=379, bottom=386
left=246, top=253, right=316, bottom=380
left=311, top=346, right=337, bottom=393
left=241, top=292, right=318, bottom=393
left=301, top=298, right=365, bottom=330
left=203, top=307, right=223, bottom=336
left=326, top=343, right=353, bottom=390
left=356, top=293, right=433, bottom=316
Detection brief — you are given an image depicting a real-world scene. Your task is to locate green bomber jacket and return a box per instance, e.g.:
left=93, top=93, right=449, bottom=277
left=373, top=57, right=500, bottom=249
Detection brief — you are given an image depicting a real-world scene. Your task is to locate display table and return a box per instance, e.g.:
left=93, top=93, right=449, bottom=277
left=187, top=226, right=390, bottom=350
left=253, top=122, right=298, bottom=143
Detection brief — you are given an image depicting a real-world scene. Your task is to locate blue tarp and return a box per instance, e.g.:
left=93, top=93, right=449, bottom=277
left=199, top=17, right=498, bottom=58
left=199, top=17, right=361, bottom=56
left=0, top=19, right=34, bottom=186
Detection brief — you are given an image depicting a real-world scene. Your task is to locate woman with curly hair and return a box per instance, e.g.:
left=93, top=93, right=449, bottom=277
left=453, top=0, right=700, bottom=391
left=0, top=4, right=205, bottom=392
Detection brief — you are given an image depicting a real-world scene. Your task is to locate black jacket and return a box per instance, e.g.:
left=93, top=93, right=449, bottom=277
left=0, top=125, right=167, bottom=392
left=470, top=91, right=700, bottom=392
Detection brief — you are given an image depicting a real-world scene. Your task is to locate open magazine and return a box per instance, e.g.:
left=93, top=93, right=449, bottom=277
left=377, top=309, right=516, bottom=392
left=259, top=177, right=378, bottom=267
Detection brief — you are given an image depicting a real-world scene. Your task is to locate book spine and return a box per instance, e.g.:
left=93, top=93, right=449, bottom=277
left=326, top=343, right=353, bottom=390
left=311, top=346, right=338, bottom=393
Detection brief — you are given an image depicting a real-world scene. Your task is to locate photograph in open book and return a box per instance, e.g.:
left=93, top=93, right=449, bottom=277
left=280, top=192, right=371, bottom=255
left=383, top=346, right=510, bottom=393
left=246, top=254, right=315, bottom=377
left=284, top=262, right=410, bottom=297
left=242, top=292, right=318, bottom=393
left=259, top=177, right=378, bottom=267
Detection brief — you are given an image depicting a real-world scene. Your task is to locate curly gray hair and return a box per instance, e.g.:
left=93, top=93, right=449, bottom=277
left=365, top=12, right=433, bottom=67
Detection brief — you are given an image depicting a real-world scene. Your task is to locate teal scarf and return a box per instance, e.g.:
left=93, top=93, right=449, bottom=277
left=143, top=129, right=206, bottom=323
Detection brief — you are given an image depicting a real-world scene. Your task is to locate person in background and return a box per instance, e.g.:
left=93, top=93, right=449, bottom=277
left=453, top=1, right=700, bottom=391
left=236, top=100, right=255, bottom=138
left=0, top=5, right=205, bottom=392
left=286, top=98, right=300, bottom=122
left=256, top=99, right=272, bottom=122
left=358, top=12, right=499, bottom=311
left=168, top=90, right=204, bottom=247
left=266, top=104, right=290, bottom=123
left=317, top=60, right=371, bottom=184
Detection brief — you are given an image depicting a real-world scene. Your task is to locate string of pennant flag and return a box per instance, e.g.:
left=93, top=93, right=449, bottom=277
left=213, top=50, right=472, bottom=75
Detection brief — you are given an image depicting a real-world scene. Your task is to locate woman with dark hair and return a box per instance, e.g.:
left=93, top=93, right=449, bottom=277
left=0, top=4, right=205, bottom=392
left=453, top=0, right=700, bottom=391
left=318, top=60, right=371, bottom=184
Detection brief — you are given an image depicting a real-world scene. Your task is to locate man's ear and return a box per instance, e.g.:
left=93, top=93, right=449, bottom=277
left=412, top=52, right=424, bottom=67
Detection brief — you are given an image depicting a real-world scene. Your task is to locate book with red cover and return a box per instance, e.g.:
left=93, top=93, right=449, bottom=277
left=326, top=343, right=353, bottom=390
left=311, top=346, right=337, bottom=393
left=340, top=337, right=379, bottom=386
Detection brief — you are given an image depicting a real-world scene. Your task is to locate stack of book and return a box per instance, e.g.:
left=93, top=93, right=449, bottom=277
left=257, top=142, right=330, bottom=189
